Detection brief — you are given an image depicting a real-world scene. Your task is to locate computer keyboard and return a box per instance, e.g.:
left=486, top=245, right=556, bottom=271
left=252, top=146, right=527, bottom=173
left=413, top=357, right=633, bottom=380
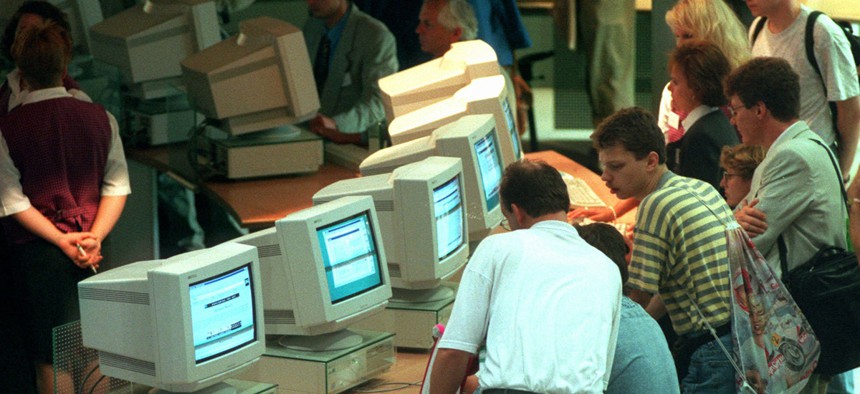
left=575, top=217, right=630, bottom=237
left=559, top=171, right=605, bottom=208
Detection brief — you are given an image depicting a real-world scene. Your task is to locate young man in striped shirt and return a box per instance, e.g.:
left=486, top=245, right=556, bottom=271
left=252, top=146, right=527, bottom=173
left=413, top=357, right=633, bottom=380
left=591, top=107, right=736, bottom=393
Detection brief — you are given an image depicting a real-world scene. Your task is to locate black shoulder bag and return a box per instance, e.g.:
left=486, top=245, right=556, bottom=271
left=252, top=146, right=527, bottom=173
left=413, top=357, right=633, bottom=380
left=777, top=139, right=860, bottom=375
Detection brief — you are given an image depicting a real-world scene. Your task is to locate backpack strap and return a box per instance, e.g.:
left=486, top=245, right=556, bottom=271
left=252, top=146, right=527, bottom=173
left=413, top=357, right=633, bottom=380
left=803, top=11, right=843, bottom=140
left=805, top=11, right=825, bottom=83
left=751, top=16, right=767, bottom=44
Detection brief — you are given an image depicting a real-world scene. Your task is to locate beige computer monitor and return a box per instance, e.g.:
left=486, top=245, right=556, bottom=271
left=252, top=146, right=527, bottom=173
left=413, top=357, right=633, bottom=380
left=89, top=0, right=221, bottom=98
left=387, top=75, right=522, bottom=167
left=181, top=16, right=319, bottom=135
left=378, top=40, right=500, bottom=123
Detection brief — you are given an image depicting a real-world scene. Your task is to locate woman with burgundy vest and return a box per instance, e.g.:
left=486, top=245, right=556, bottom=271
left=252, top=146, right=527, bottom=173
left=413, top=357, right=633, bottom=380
left=0, top=1, right=92, bottom=116
left=0, top=20, right=129, bottom=394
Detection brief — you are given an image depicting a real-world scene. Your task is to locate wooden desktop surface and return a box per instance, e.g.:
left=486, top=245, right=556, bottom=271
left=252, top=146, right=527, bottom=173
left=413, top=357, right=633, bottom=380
left=128, top=148, right=630, bottom=229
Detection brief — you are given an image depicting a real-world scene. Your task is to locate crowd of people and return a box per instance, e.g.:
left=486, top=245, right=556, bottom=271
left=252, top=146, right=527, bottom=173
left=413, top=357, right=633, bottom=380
left=1, top=0, right=859, bottom=393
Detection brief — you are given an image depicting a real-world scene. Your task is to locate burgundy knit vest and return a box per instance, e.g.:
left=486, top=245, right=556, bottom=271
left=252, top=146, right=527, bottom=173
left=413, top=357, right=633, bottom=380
left=1, top=97, right=111, bottom=244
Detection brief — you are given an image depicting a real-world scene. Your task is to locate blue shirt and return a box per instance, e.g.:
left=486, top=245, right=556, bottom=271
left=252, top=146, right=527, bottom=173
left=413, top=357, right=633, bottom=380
left=321, top=5, right=351, bottom=68
left=468, top=0, right=532, bottom=67
left=606, top=297, right=680, bottom=394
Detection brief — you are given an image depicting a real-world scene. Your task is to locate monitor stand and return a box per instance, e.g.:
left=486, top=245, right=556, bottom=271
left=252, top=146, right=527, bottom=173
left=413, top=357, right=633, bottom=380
left=236, top=329, right=395, bottom=393
left=148, top=379, right=276, bottom=394
left=390, top=286, right=455, bottom=304
left=352, top=282, right=459, bottom=349
left=277, top=329, right=364, bottom=352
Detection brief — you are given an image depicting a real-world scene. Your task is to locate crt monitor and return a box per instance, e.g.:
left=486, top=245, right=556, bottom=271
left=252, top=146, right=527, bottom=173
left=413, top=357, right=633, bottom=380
left=88, top=0, right=221, bottom=98
left=387, top=75, right=523, bottom=166
left=0, top=0, right=104, bottom=56
left=312, top=156, right=469, bottom=302
left=78, top=242, right=265, bottom=393
left=379, top=39, right=500, bottom=122
left=229, top=195, right=392, bottom=351
left=182, top=16, right=319, bottom=135
left=360, top=114, right=503, bottom=244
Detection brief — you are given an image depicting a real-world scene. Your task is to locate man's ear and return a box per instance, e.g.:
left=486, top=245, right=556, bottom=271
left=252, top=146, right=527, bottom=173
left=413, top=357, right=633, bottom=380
left=645, top=151, right=660, bottom=171
left=510, top=203, right=528, bottom=226
left=452, top=27, right=463, bottom=43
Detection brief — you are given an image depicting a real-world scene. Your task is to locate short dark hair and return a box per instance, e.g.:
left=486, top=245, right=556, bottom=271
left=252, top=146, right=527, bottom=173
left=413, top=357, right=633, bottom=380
left=591, top=107, right=666, bottom=164
left=1, top=1, right=71, bottom=62
left=500, top=159, right=569, bottom=217
left=725, top=57, right=800, bottom=123
left=13, top=20, right=70, bottom=89
left=668, top=40, right=731, bottom=107
left=573, top=223, right=629, bottom=284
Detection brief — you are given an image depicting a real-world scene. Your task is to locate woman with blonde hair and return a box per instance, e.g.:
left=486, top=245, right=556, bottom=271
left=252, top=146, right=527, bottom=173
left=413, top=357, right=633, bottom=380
left=660, top=0, right=749, bottom=134
left=570, top=0, right=750, bottom=224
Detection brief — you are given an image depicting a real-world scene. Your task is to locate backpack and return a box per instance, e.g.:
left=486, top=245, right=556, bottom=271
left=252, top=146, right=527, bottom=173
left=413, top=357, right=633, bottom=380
left=751, top=11, right=860, bottom=139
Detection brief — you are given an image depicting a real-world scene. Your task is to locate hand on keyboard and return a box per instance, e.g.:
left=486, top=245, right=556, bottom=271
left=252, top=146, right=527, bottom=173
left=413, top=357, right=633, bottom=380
left=568, top=206, right=615, bottom=223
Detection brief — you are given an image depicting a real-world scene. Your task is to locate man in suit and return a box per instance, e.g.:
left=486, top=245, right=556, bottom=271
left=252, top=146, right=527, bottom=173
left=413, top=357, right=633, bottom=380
left=303, top=0, right=398, bottom=145
left=728, top=57, right=847, bottom=393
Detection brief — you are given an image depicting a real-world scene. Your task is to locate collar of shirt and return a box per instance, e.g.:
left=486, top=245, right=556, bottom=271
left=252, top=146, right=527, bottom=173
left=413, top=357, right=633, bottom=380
left=5, top=68, right=23, bottom=111
left=680, top=105, right=719, bottom=131
left=21, top=87, right=72, bottom=106
left=770, top=120, right=809, bottom=150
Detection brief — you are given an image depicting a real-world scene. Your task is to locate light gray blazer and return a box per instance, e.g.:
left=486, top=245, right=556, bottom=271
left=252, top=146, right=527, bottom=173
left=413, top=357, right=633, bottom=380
left=743, top=121, right=848, bottom=277
left=303, top=4, right=398, bottom=134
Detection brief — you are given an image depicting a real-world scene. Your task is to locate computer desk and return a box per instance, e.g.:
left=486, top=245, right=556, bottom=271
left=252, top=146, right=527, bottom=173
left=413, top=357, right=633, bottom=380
left=117, top=147, right=632, bottom=391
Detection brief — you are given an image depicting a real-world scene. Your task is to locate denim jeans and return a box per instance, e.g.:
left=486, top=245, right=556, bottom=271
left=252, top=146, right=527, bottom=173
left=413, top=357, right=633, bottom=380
left=681, top=333, right=735, bottom=394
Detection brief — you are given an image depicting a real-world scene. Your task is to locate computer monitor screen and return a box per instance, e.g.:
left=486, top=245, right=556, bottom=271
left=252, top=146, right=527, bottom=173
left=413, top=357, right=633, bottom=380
left=190, top=264, right=256, bottom=363
left=313, top=156, right=469, bottom=294
left=319, top=212, right=384, bottom=303
left=182, top=16, right=319, bottom=135
left=229, top=196, right=391, bottom=350
left=434, top=175, right=464, bottom=260
left=474, top=130, right=502, bottom=212
left=361, top=115, right=503, bottom=243
left=89, top=0, right=221, bottom=98
left=379, top=39, right=500, bottom=122
left=78, top=242, right=265, bottom=393
left=387, top=75, right=522, bottom=166
left=1, top=0, right=103, bottom=56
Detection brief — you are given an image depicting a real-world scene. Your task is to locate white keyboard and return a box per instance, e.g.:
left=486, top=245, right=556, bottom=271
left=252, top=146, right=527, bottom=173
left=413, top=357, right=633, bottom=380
left=559, top=171, right=605, bottom=208
left=575, top=217, right=629, bottom=236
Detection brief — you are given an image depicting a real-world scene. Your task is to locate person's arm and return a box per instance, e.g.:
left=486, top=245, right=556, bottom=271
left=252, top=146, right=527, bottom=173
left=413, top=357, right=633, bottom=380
left=11, top=207, right=100, bottom=268
left=835, top=96, right=860, bottom=176
left=330, top=21, right=398, bottom=133
left=741, top=148, right=814, bottom=256
left=429, top=348, right=473, bottom=394
left=734, top=198, right=767, bottom=237
left=568, top=198, right=638, bottom=222
left=309, top=114, right=363, bottom=144
left=82, top=194, right=127, bottom=258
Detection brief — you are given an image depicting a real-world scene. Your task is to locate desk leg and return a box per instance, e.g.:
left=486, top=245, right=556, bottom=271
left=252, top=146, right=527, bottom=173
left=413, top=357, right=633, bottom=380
left=101, top=159, right=160, bottom=269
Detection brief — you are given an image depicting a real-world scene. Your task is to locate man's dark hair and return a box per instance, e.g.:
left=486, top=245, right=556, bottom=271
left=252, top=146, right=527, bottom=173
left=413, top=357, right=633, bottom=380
left=725, top=57, right=800, bottom=123
left=591, top=107, right=666, bottom=164
left=668, top=40, right=731, bottom=107
left=2, top=1, right=71, bottom=62
left=500, top=159, right=569, bottom=218
left=574, top=223, right=629, bottom=284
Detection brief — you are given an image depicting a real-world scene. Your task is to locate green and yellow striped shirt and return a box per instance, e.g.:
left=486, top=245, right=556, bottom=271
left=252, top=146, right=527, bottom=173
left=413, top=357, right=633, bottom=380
left=628, top=171, right=734, bottom=335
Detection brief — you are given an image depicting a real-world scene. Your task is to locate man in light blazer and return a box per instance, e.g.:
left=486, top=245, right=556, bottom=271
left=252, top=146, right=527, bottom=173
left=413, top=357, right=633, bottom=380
left=727, top=57, right=847, bottom=391
left=304, top=0, right=398, bottom=145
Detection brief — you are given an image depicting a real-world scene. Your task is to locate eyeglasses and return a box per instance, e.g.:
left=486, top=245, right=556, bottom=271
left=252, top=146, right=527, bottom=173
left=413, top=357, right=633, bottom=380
left=722, top=170, right=742, bottom=180
left=728, top=104, right=746, bottom=118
